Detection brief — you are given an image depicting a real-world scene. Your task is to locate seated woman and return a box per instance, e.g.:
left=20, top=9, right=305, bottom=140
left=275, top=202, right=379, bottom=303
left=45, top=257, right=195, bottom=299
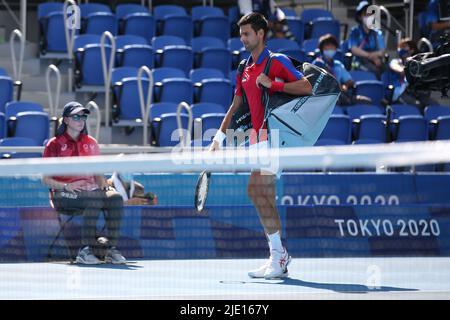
left=348, top=0, right=386, bottom=79
left=313, top=33, right=371, bottom=106
left=42, top=102, right=126, bottom=265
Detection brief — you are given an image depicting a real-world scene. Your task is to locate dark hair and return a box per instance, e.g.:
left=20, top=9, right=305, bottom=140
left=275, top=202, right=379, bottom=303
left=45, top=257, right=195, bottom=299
left=237, top=12, right=269, bottom=39
left=318, top=34, right=339, bottom=52
left=398, top=37, right=418, bottom=55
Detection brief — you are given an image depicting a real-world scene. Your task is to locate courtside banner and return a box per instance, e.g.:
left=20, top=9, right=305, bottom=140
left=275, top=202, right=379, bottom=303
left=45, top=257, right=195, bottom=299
left=1, top=204, right=450, bottom=261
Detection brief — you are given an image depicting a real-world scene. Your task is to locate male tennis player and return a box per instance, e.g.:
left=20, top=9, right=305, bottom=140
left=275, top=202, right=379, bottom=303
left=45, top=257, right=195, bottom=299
left=210, top=12, right=312, bottom=279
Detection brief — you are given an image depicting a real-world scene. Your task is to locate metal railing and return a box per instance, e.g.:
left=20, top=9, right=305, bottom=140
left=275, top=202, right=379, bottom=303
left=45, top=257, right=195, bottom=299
left=177, top=102, right=193, bottom=148
left=137, top=66, right=153, bottom=146
left=46, top=64, right=61, bottom=118
left=100, top=31, right=115, bottom=127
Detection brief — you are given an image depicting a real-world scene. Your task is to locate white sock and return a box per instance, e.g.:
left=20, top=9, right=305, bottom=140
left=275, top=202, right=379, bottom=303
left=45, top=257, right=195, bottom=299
left=267, top=231, right=283, bottom=252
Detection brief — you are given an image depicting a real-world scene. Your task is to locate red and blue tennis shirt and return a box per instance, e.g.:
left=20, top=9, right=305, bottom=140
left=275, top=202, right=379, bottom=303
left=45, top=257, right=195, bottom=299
left=235, top=48, right=304, bottom=143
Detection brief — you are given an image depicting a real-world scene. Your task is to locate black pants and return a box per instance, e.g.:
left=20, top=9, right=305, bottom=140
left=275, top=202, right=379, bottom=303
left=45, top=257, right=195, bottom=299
left=52, top=189, right=124, bottom=248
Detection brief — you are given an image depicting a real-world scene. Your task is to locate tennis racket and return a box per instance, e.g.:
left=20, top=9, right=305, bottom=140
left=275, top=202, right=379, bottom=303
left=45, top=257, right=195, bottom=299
left=194, top=170, right=211, bottom=212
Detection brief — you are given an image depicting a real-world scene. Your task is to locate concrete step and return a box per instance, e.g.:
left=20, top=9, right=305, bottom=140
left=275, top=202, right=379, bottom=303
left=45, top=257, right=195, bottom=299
left=0, top=57, right=41, bottom=77
left=0, top=41, right=38, bottom=59
left=21, top=72, right=70, bottom=91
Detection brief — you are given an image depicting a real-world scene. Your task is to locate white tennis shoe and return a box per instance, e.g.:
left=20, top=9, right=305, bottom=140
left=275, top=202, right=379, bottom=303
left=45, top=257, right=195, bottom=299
left=248, top=248, right=291, bottom=279
left=75, top=246, right=101, bottom=264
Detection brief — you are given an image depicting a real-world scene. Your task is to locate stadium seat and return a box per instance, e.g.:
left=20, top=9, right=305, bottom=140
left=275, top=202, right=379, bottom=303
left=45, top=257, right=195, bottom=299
left=83, top=12, right=117, bottom=35
left=392, top=115, right=428, bottom=142
left=353, top=114, right=387, bottom=144
left=197, top=16, right=230, bottom=43
left=192, top=36, right=225, bottom=52
left=195, top=48, right=232, bottom=77
left=5, top=101, right=44, bottom=119
left=155, top=78, right=193, bottom=104
left=119, top=12, right=155, bottom=41
left=354, top=80, right=385, bottom=106
left=116, top=4, right=149, bottom=19
left=424, top=105, right=450, bottom=138
left=156, top=45, right=193, bottom=76
left=115, top=35, right=153, bottom=68
left=196, top=79, right=232, bottom=108
left=349, top=70, right=378, bottom=82
left=389, top=104, right=422, bottom=120
left=191, top=5, right=224, bottom=21
left=153, top=4, right=187, bottom=21
left=190, top=68, right=224, bottom=83
left=190, top=103, right=226, bottom=119
left=111, top=67, right=141, bottom=84
left=0, top=76, right=13, bottom=114
left=310, top=18, right=341, bottom=41
left=196, top=113, right=225, bottom=138
left=267, top=38, right=301, bottom=52
left=80, top=3, right=111, bottom=17
left=300, top=8, right=334, bottom=23
left=153, top=113, right=191, bottom=147
left=38, top=4, right=69, bottom=55
left=0, top=112, right=5, bottom=139
left=433, top=115, right=450, bottom=140
left=152, top=35, right=186, bottom=49
left=317, top=114, right=352, bottom=144
left=345, top=104, right=385, bottom=120
left=0, top=137, right=42, bottom=159
left=228, top=37, right=249, bottom=68
left=111, top=76, right=151, bottom=125
left=302, top=38, right=320, bottom=61
left=153, top=67, right=186, bottom=82
left=160, top=15, right=193, bottom=44
left=9, top=111, right=49, bottom=146
left=284, top=17, right=304, bottom=47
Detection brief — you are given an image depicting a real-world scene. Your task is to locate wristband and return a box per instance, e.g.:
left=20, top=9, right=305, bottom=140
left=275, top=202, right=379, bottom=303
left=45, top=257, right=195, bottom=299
left=271, top=81, right=285, bottom=92
left=213, top=130, right=226, bottom=145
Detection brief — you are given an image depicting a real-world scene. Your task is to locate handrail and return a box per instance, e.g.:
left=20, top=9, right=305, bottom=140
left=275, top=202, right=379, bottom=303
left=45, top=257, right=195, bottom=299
left=176, top=102, right=193, bottom=148
left=85, top=100, right=101, bottom=141
left=10, top=29, right=24, bottom=83
left=143, top=0, right=152, bottom=11
left=46, top=64, right=61, bottom=118
left=137, top=66, right=153, bottom=146
left=63, top=0, right=78, bottom=91
left=100, top=31, right=115, bottom=127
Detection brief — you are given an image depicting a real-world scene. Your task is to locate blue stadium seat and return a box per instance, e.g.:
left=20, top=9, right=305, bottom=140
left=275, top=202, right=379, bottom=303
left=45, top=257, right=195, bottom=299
left=160, top=15, right=193, bottom=44
left=5, top=101, right=44, bottom=119
left=195, top=48, right=231, bottom=77
left=10, top=111, right=49, bottom=146
left=197, top=113, right=225, bottom=137
left=153, top=5, right=187, bottom=21
left=83, top=12, right=117, bottom=35
left=300, top=8, right=334, bottom=23
left=116, top=4, right=148, bottom=19
left=0, top=76, right=13, bottom=114
left=285, top=17, right=304, bottom=47
left=149, top=102, right=181, bottom=120
left=153, top=113, right=190, bottom=146
left=310, top=18, right=341, bottom=41
left=392, top=115, right=428, bottom=142
left=111, top=77, right=151, bottom=125
left=38, top=4, right=70, bottom=55
left=228, top=37, right=249, bottom=68
left=196, top=79, right=232, bottom=108
left=302, top=38, right=320, bottom=61
left=354, top=80, right=385, bottom=106
left=353, top=114, right=387, bottom=144
left=111, top=67, right=141, bottom=84
left=0, top=112, right=5, bottom=139
left=190, top=103, right=226, bottom=119
left=152, top=35, right=186, bottom=49
left=155, top=78, right=193, bottom=104
left=267, top=38, right=300, bottom=52
left=197, top=16, right=229, bottom=43
left=120, top=12, right=155, bottom=41
left=80, top=3, right=111, bottom=17
left=389, top=104, right=422, bottom=120
left=153, top=67, right=186, bottom=82
left=424, top=105, right=450, bottom=121
left=349, top=70, right=378, bottom=82
left=345, top=104, right=385, bottom=120
left=190, top=68, right=224, bottom=83
left=433, top=115, right=450, bottom=141
left=317, top=114, right=351, bottom=144
left=115, top=35, right=153, bottom=68
left=156, top=45, right=193, bottom=76
left=191, top=6, right=224, bottom=21
left=192, top=36, right=225, bottom=52
left=0, top=137, right=42, bottom=159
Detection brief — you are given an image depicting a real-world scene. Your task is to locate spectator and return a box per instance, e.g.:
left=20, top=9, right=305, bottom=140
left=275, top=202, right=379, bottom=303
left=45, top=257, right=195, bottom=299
left=348, top=0, right=386, bottom=78
left=238, top=0, right=296, bottom=40
left=424, top=0, right=450, bottom=49
left=42, top=102, right=126, bottom=265
left=313, top=34, right=371, bottom=106
left=389, top=38, right=438, bottom=108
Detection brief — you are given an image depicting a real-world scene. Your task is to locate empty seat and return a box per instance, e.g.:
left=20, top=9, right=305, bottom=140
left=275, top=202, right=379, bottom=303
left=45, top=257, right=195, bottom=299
left=389, top=104, right=422, bottom=120
left=157, top=45, right=193, bottom=76
left=153, top=113, right=190, bottom=147
left=196, top=79, right=232, bottom=108
left=160, top=15, right=193, bottom=44
left=284, top=17, right=304, bottom=47
left=310, top=18, right=341, bottom=41
left=38, top=3, right=69, bottom=55
left=10, top=111, right=50, bottom=146
left=190, top=68, right=224, bottom=83
left=392, top=115, right=428, bottom=142
left=317, top=114, right=351, bottom=144
left=120, top=12, right=155, bottom=41
left=197, top=113, right=225, bottom=138
left=0, top=137, right=42, bottom=159
left=196, top=48, right=231, bottom=77
left=197, top=16, right=230, bottom=43
left=83, top=12, right=117, bottom=35
left=353, top=114, right=387, bottom=144
left=346, top=104, right=385, bottom=120
left=349, top=70, right=378, bottom=82
left=156, top=78, right=193, bottom=104
left=0, top=76, right=13, bottom=114
left=190, top=103, right=226, bottom=119
left=354, top=80, right=385, bottom=106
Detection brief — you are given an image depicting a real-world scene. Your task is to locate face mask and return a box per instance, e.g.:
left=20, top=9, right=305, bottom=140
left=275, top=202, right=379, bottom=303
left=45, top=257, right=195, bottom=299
left=363, top=15, right=375, bottom=28
left=398, top=48, right=409, bottom=58
left=323, top=49, right=336, bottom=60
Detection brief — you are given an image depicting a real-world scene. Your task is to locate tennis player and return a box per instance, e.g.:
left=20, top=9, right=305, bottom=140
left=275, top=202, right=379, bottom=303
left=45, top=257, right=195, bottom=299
left=210, top=12, right=312, bottom=279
